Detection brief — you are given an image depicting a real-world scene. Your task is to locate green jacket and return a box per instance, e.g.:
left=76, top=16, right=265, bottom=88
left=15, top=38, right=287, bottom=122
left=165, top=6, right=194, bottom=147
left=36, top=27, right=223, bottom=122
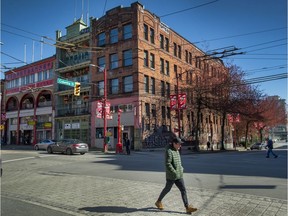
left=165, top=144, right=184, bottom=180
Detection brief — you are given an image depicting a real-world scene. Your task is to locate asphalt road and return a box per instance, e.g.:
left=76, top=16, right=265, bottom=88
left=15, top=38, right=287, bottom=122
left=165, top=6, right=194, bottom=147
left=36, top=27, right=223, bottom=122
left=1, top=143, right=287, bottom=215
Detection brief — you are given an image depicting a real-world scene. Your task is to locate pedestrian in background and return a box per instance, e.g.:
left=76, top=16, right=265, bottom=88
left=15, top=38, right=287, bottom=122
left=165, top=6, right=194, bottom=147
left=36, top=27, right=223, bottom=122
left=265, top=138, right=278, bottom=158
left=155, top=137, right=197, bottom=214
left=206, top=141, right=211, bottom=151
left=124, top=136, right=131, bottom=155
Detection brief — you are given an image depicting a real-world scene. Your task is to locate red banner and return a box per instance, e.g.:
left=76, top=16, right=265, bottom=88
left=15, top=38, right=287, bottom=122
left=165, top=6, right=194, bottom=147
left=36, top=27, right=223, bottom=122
left=170, top=93, right=186, bottom=110
left=178, top=93, right=187, bottom=109
left=170, top=94, right=177, bottom=110
left=96, top=101, right=112, bottom=119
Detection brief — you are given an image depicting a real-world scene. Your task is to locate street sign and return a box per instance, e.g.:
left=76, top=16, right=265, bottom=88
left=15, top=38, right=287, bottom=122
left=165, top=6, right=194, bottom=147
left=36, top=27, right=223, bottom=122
left=57, top=78, right=75, bottom=87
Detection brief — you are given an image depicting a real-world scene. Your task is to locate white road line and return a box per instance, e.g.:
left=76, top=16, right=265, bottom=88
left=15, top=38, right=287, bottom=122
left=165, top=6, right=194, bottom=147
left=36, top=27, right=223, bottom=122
left=2, top=155, right=57, bottom=163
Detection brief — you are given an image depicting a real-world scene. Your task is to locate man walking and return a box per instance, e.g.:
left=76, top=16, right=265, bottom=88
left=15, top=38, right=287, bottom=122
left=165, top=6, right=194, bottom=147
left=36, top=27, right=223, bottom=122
left=155, top=137, right=197, bottom=214
left=265, top=138, right=278, bottom=158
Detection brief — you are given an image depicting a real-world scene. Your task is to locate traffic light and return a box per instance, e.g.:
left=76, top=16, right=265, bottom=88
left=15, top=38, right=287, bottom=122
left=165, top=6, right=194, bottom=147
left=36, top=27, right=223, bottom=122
left=74, top=82, right=81, bottom=96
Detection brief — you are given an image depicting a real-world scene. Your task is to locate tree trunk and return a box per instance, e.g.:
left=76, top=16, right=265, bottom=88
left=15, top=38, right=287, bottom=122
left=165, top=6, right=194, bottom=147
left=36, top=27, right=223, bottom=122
left=220, top=111, right=226, bottom=150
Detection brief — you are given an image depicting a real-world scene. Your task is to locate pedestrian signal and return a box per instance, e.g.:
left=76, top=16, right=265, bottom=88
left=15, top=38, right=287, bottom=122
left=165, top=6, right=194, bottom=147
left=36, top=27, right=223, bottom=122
left=74, top=82, right=81, bottom=96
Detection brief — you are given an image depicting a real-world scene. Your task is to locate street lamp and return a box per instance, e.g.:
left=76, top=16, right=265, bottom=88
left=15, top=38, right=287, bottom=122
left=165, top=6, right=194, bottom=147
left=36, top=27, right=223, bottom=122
left=90, top=64, right=108, bottom=153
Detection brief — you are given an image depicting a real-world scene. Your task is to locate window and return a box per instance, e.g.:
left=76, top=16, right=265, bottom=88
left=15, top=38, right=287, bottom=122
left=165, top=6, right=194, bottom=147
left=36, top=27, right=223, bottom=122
left=123, top=75, right=133, bottom=93
left=123, top=23, right=132, bottom=39
left=189, top=52, right=192, bottom=64
left=144, top=24, right=148, bottom=40
left=150, top=28, right=155, bottom=44
left=161, top=81, right=165, bottom=96
left=97, top=56, right=106, bottom=71
left=161, top=106, right=166, bottom=119
left=160, top=58, right=164, bottom=74
left=98, top=32, right=106, bottom=46
left=38, top=71, right=43, bottom=81
left=151, top=77, right=155, bottom=94
left=144, top=75, right=149, bottom=93
left=145, top=103, right=150, bottom=117
left=144, top=50, right=149, bottom=67
left=110, top=78, right=119, bottom=94
left=152, top=104, right=156, bottom=117
left=178, top=45, right=181, bottom=59
left=123, top=49, right=132, bottom=66
left=185, top=50, right=188, bottom=63
left=167, top=107, right=171, bottom=119
left=98, top=81, right=104, bottom=96
left=110, top=28, right=118, bottom=44
left=150, top=53, right=155, bottom=69
left=174, top=43, right=177, bottom=56
left=165, top=38, right=169, bottom=52
left=110, top=53, right=118, bottom=69
left=165, top=60, right=170, bottom=75
left=166, top=82, right=170, bottom=96
left=160, top=34, right=164, bottom=49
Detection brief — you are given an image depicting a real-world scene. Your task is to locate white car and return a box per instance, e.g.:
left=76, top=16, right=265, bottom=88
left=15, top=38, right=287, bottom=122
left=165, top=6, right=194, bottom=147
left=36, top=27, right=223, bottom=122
left=34, top=139, right=57, bottom=151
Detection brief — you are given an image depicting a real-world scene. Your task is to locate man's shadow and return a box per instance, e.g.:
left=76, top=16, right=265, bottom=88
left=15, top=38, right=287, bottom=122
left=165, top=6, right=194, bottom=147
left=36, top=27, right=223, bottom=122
left=79, top=206, right=187, bottom=214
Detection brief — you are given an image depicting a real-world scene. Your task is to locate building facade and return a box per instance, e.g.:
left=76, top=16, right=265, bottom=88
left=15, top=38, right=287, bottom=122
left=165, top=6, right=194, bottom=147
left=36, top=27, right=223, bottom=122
left=90, top=2, right=232, bottom=150
left=54, top=18, right=91, bottom=144
left=4, top=56, right=55, bottom=145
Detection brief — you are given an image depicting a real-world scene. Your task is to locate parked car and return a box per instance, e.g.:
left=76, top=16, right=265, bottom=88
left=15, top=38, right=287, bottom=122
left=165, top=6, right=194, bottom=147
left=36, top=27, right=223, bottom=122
left=250, top=143, right=265, bottom=150
left=34, top=139, right=57, bottom=151
left=47, top=139, right=89, bottom=155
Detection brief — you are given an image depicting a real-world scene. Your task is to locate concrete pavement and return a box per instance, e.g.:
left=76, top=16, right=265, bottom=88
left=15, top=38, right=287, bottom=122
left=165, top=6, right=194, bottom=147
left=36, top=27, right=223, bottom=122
left=1, top=147, right=287, bottom=216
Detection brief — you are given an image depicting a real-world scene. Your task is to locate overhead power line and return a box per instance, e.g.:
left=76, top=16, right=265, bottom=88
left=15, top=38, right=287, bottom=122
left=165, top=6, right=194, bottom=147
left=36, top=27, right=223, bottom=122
left=160, top=0, right=220, bottom=18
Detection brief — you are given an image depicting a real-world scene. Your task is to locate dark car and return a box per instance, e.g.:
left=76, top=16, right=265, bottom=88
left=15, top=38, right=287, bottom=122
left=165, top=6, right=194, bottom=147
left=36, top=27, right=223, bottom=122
left=47, top=139, right=89, bottom=155
left=250, top=143, right=265, bottom=150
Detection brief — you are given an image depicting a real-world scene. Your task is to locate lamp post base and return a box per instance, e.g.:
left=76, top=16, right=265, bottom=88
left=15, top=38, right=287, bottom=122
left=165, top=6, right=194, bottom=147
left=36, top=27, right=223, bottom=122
left=116, top=143, right=123, bottom=154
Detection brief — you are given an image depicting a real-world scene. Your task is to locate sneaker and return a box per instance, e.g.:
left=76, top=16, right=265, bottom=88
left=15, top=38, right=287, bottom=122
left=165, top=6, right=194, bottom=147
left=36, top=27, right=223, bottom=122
left=274, top=155, right=278, bottom=158
left=186, top=205, right=197, bottom=213
left=155, top=201, right=164, bottom=210
left=266, top=156, right=269, bottom=158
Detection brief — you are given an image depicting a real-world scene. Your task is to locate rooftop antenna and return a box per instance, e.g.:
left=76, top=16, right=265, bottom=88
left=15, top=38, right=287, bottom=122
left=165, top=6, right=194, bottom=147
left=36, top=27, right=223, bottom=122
left=74, top=0, right=77, bottom=22
left=81, top=0, right=84, bottom=20
left=24, top=43, right=27, bottom=64
left=40, top=37, right=43, bottom=60
left=32, top=41, right=35, bottom=62
left=86, top=0, right=90, bottom=25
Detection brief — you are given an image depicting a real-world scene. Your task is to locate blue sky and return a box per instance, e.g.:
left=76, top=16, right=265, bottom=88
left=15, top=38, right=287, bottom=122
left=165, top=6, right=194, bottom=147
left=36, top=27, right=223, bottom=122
left=1, top=0, right=287, bottom=100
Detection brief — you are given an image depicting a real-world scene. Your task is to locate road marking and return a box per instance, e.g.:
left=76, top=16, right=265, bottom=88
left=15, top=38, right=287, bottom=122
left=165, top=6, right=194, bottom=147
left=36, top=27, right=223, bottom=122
left=2, top=155, right=57, bottom=163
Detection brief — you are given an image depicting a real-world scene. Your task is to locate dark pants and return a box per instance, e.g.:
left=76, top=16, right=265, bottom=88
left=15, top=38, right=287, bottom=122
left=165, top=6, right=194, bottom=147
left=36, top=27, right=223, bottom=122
left=157, top=178, right=188, bottom=207
left=126, top=145, right=130, bottom=155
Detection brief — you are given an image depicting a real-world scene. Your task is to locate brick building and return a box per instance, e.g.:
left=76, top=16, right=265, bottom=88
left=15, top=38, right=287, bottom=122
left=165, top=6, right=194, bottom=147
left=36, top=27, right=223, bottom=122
left=90, top=2, right=232, bottom=150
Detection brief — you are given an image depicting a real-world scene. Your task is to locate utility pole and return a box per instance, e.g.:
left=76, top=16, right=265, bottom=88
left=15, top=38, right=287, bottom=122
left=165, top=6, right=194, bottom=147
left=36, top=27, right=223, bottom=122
left=103, top=68, right=108, bottom=153
left=176, top=71, right=181, bottom=138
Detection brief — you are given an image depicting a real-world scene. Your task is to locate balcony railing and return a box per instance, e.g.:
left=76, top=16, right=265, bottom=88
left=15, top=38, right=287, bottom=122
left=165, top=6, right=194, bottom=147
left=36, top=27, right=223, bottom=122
left=55, top=105, right=91, bottom=117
